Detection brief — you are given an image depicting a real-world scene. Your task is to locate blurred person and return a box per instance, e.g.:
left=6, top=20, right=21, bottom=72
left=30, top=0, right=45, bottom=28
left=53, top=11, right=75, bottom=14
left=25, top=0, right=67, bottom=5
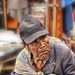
left=7, top=0, right=29, bottom=24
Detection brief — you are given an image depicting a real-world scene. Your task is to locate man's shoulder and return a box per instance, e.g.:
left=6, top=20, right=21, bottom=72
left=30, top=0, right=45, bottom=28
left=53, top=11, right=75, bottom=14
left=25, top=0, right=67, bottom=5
left=48, top=36, right=68, bottom=48
left=50, top=42, right=70, bottom=56
left=16, top=48, right=31, bottom=59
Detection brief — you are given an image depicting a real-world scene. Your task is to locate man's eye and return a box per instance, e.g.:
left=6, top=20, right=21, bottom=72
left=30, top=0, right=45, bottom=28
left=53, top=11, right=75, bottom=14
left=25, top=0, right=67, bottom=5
left=42, top=37, right=45, bottom=39
left=42, top=36, right=46, bottom=39
left=34, top=40, right=37, bottom=43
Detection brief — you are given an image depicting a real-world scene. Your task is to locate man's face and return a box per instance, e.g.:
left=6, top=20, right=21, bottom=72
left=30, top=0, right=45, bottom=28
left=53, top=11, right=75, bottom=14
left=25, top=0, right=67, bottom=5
left=28, top=35, right=50, bottom=60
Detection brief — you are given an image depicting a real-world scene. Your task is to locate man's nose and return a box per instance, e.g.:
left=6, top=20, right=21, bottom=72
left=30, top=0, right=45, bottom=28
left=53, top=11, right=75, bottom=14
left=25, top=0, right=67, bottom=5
left=40, top=41, right=45, bottom=47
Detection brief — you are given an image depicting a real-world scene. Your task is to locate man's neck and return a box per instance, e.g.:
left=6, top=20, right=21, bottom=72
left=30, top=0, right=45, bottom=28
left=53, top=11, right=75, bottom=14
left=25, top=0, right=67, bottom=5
left=33, top=56, right=49, bottom=69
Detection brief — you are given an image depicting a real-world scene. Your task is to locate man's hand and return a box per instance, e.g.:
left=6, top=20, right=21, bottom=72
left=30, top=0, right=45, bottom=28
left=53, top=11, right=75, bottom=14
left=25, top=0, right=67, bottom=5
left=33, top=56, right=42, bottom=68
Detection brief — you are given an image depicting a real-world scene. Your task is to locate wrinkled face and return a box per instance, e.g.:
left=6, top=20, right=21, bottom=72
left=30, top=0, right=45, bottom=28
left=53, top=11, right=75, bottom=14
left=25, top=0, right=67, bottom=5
left=28, top=35, right=50, bottom=60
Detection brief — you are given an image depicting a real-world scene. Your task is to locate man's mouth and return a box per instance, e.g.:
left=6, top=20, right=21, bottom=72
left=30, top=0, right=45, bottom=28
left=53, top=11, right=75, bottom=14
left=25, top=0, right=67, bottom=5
left=38, top=50, right=49, bottom=57
left=38, top=50, right=49, bottom=54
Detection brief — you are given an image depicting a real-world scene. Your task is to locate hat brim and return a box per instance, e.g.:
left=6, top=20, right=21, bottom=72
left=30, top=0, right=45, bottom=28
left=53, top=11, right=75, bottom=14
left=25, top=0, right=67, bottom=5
left=24, top=30, right=49, bottom=44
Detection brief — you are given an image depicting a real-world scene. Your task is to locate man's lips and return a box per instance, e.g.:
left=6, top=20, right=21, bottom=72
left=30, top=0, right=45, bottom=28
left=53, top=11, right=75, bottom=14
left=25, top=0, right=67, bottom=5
left=38, top=50, right=49, bottom=54
left=38, top=50, right=49, bottom=56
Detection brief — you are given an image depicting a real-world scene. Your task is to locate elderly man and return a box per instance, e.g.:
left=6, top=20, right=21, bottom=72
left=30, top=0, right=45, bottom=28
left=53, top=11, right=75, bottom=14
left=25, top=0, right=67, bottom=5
left=11, top=16, right=75, bottom=75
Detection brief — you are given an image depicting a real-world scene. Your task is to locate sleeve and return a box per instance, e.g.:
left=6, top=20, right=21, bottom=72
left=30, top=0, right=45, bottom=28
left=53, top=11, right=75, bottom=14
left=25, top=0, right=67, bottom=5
left=62, top=49, right=75, bottom=75
left=11, top=50, right=44, bottom=75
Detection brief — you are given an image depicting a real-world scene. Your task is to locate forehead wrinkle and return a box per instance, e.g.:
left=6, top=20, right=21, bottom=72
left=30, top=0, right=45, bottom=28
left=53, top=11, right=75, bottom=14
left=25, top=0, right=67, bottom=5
left=37, top=35, right=47, bottom=42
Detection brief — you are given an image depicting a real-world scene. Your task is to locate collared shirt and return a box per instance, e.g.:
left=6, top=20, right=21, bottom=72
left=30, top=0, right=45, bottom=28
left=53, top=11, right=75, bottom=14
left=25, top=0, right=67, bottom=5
left=32, top=61, right=44, bottom=72
left=32, top=56, right=49, bottom=72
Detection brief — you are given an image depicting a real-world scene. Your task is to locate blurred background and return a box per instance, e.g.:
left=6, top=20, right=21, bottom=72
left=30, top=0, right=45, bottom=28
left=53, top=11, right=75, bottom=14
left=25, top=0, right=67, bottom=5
left=0, top=0, right=75, bottom=75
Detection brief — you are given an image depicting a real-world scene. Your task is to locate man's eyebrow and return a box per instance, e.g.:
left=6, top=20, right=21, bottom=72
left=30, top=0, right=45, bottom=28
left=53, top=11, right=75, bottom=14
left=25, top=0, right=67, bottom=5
left=41, top=35, right=46, bottom=38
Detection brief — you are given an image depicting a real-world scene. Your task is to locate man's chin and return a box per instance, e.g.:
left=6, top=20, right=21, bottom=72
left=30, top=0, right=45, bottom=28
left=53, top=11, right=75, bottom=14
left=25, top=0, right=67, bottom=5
left=39, top=57, right=48, bottom=60
left=38, top=54, right=49, bottom=60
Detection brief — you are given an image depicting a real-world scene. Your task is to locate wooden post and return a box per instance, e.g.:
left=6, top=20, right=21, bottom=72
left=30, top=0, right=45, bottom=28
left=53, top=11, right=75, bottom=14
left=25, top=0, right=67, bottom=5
left=45, top=0, right=49, bottom=31
left=52, top=0, right=57, bottom=36
left=46, top=0, right=62, bottom=39
left=3, top=0, right=7, bottom=30
left=45, top=0, right=58, bottom=36
left=0, top=63, right=3, bottom=73
left=56, top=0, right=62, bottom=40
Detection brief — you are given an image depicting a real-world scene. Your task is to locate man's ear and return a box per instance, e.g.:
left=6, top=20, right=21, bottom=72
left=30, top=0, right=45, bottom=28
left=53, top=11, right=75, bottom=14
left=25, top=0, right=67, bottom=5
left=24, top=44, right=26, bottom=47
